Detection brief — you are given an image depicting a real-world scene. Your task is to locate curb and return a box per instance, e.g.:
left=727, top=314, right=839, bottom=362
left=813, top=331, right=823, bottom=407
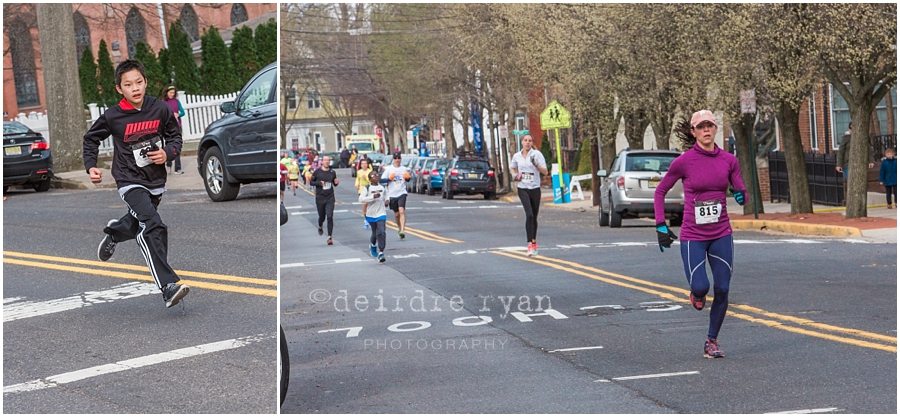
left=730, top=219, right=863, bottom=237
left=50, top=177, right=89, bottom=190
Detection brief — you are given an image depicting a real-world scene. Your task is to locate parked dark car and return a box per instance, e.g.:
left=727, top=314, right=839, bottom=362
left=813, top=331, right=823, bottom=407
left=198, top=62, right=277, bottom=201
left=3, top=121, right=52, bottom=193
left=442, top=155, right=496, bottom=199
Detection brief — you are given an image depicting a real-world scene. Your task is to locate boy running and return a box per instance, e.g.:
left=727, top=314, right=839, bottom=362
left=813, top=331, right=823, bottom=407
left=359, top=170, right=388, bottom=263
left=83, top=59, right=189, bottom=308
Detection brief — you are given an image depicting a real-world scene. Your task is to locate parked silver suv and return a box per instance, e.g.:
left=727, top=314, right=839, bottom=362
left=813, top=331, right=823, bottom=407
left=597, top=149, right=684, bottom=228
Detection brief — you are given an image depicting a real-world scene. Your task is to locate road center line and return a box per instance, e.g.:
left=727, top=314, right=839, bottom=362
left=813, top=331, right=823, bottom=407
left=3, top=333, right=274, bottom=394
left=4, top=258, right=276, bottom=298
left=547, top=346, right=604, bottom=353
left=765, top=407, right=842, bottom=414
left=492, top=250, right=896, bottom=352
left=3, top=251, right=275, bottom=286
left=594, top=371, right=700, bottom=382
left=4, top=282, right=158, bottom=322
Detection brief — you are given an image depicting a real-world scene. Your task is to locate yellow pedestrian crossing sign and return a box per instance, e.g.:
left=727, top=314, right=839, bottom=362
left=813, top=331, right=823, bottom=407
left=540, top=100, right=571, bottom=130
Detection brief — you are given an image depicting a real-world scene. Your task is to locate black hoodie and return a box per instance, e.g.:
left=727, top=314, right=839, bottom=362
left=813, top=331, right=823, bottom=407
left=83, top=96, right=182, bottom=190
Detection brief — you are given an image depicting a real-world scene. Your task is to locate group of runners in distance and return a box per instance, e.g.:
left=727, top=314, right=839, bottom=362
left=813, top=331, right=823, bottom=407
left=289, top=109, right=747, bottom=359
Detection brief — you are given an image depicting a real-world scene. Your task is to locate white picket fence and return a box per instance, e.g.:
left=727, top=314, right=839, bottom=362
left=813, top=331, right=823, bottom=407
left=86, top=91, right=239, bottom=155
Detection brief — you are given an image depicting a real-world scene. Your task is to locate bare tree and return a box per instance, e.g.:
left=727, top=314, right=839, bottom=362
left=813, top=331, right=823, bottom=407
left=36, top=4, right=85, bottom=172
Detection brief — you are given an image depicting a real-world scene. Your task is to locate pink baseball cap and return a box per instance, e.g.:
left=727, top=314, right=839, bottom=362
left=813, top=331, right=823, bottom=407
left=690, top=110, right=717, bottom=128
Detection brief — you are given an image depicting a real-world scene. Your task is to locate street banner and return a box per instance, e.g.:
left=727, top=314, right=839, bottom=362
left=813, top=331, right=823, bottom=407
left=471, top=102, right=483, bottom=156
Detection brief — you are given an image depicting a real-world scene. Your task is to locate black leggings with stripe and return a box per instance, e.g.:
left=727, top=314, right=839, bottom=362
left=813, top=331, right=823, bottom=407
left=105, top=188, right=180, bottom=290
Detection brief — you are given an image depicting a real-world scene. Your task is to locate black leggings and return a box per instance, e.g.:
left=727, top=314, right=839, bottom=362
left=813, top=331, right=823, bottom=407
left=107, top=188, right=179, bottom=290
left=369, top=220, right=386, bottom=252
left=518, top=187, right=541, bottom=243
left=886, top=185, right=896, bottom=205
left=316, top=195, right=335, bottom=236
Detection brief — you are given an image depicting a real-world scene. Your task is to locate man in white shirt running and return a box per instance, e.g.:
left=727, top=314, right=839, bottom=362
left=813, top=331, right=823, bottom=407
left=381, top=152, right=412, bottom=239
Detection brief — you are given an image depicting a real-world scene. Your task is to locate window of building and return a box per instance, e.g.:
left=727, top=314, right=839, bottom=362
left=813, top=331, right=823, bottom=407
left=231, top=4, right=249, bottom=26
left=830, top=83, right=898, bottom=149
left=180, top=5, right=199, bottom=42
left=336, top=132, right=344, bottom=149
left=809, top=94, right=818, bottom=151
left=125, top=7, right=146, bottom=59
left=287, top=87, right=297, bottom=110
left=73, top=12, right=91, bottom=61
left=8, top=19, right=39, bottom=108
left=314, top=132, right=322, bottom=151
left=307, top=91, right=321, bottom=109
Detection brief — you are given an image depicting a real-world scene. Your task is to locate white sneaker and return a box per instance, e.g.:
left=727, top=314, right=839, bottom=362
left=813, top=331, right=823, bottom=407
left=526, top=242, right=534, bottom=257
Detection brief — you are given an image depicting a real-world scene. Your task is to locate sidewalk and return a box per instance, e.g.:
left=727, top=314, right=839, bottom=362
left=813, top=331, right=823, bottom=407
left=51, top=147, right=205, bottom=191
left=499, top=187, right=897, bottom=243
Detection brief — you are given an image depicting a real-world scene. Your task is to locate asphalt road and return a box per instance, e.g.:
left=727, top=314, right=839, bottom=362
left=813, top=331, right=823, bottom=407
left=281, top=168, right=896, bottom=414
left=3, top=183, right=277, bottom=413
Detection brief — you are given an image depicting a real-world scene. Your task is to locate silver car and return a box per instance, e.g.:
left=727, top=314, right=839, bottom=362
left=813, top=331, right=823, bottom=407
left=597, top=149, right=685, bottom=227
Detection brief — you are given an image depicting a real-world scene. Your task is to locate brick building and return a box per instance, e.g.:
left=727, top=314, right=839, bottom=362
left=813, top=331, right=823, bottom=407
left=3, top=3, right=276, bottom=119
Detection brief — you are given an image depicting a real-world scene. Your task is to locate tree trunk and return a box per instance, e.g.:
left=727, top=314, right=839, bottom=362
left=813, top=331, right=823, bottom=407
left=846, top=101, right=876, bottom=218
left=651, top=112, right=673, bottom=150
left=590, top=134, right=600, bottom=207
left=777, top=102, right=813, bottom=214
left=37, top=4, right=85, bottom=173
left=623, top=110, right=650, bottom=150
left=731, top=112, right=765, bottom=215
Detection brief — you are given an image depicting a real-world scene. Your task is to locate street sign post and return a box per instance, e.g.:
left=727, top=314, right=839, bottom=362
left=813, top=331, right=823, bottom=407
left=541, top=100, right=572, bottom=204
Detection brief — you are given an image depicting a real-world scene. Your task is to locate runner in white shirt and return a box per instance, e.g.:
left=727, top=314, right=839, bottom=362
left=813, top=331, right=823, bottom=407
left=359, top=170, right=388, bottom=263
left=510, top=135, right=549, bottom=256
left=380, top=152, right=412, bottom=239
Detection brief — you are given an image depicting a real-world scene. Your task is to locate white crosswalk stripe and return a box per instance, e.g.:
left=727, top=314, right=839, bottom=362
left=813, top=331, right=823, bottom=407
left=4, top=282, right=158, bottom=323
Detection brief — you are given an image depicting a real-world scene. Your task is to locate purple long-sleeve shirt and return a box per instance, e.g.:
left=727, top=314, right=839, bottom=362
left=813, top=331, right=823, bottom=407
left=654, top=143, right=747, bottom=241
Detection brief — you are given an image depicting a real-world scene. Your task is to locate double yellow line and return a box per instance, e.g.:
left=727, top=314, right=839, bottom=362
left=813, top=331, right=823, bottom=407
left=4, top=251, right=276, bottom=297
left=493, top=250, right=896, bottom=353
left=386, top=220, right=462, bottom=244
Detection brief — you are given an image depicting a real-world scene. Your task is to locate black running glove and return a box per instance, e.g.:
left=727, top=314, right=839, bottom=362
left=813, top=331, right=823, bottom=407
left=656, top=223, right=677, bottom=252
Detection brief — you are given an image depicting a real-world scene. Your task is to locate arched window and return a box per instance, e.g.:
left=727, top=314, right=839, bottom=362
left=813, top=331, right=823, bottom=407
left=8, top=19, right=39, bottom=108
left=73, top=12, right=91, bottom=60
left=179, top=5, right=199, bottom=42
left=125, top=7, right=146, bottom=59
left=231, top=4, right=249, bottom=26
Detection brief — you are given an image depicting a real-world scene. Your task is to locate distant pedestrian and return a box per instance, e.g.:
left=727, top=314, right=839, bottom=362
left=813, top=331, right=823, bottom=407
left=879, top=147, right=896, bottom=209
left=83, top=59, right=189, bottom=309
left=836, top=122, right=875, bottom=205
left=654, top=110, right=747, bottom=359
left=381, top=152, right=411, bottom=239
left=280, top=160, right=289, bottom=201
left=340, top=147, right=351, bottom=168
left=160, top=86, right=185, bottom=174
left=359, top=170, right=388, bottom=263
left=286, top=156, right=300, bottom=196
left=307, top=155, right=340, bottom=245
left=355, top=158, right=373, bottom=229
left=509, top=134, right=548, bottom=256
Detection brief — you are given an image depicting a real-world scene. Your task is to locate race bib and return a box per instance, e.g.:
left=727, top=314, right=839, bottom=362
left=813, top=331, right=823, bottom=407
left=131, top=139, right=163, bottom=168
left=323, top=182, right=332, bottom=190
left=521, top=172, right=534, bottom=183
left=694, top=200, right=722, bottom=225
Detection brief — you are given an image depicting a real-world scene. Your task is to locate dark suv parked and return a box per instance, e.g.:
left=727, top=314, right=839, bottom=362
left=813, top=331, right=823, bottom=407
left=442, top=155, right=496, bottom=199
left=198, top=62, right=277, bottom=201
left=3, top=121, right=52, bottom=193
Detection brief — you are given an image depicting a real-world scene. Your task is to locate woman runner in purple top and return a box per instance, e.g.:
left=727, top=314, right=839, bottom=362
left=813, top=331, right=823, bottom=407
left=653, top=109, right=747, bottom=359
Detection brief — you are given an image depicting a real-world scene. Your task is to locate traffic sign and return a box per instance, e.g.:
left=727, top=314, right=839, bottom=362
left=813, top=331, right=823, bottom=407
left=540, top=100, right=571, bottom=130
